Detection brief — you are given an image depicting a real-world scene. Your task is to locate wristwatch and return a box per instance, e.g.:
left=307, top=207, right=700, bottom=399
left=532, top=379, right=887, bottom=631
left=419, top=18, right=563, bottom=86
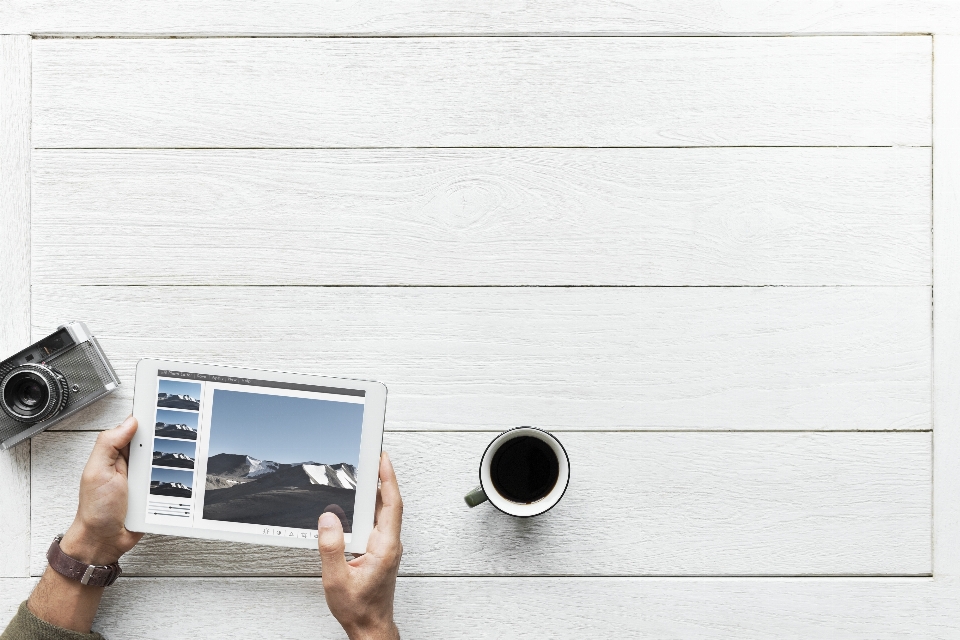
left=46, top=535, right=122, bottom=587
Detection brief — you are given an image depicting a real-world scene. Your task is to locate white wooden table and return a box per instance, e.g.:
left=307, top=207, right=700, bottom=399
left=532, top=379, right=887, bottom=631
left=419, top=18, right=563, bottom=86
left=2, top=3, right=960, bottom=637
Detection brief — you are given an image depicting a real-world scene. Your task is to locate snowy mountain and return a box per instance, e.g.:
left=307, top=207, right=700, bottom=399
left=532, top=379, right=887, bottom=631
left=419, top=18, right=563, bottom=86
left=153, top=450, right=195, bottom=469
left=157, top=393, right=200, bottom=410
left=155, top=422, right=198, bottom=440
left=154, top=451, right=193, bottom=461
left=206, top=453, right=280, bottom=479
left=150, top=481, right=192, bottom=498
left=302, top=463, right=358, bottom=490
left=205, top=453, right=357, bottom=491
left=246, top=456, right=281, bottom=477
left=158, top=393, right=198, bottom=402
left=151, top=481, right=191, bottom=490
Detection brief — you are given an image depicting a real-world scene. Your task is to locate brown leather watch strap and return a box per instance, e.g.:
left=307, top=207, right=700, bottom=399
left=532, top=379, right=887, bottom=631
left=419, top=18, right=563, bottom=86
left=46, top=535, right=122, bottom=587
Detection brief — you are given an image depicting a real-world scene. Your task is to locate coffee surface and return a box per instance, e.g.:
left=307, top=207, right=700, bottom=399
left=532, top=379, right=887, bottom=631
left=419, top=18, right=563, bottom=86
left=490, top=436, right=560, bottom=504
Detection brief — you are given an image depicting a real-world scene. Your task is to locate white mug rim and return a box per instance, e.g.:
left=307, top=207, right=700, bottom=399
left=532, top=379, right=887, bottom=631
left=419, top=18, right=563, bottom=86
left=479, top=426, right=570, bottom=517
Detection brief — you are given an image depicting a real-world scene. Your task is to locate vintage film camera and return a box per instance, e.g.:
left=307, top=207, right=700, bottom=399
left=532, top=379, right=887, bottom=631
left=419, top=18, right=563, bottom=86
left=0, top=322, right=120, bottom=449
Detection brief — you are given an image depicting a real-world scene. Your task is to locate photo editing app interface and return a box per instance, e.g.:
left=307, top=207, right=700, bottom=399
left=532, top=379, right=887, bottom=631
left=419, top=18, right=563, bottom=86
left=146, top=370, right=365, bottom=540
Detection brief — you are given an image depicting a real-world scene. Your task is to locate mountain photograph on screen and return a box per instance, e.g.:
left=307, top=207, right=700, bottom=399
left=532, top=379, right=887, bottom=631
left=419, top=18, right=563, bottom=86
left=157, top=379, right=202, bottom=411
left=152, top=437, right=196, bottom=470
left=150, top=467, right=194, bottom=498
left=201, top=389, right=364, bottom=531
left=155, top=409, right=199, bottom=440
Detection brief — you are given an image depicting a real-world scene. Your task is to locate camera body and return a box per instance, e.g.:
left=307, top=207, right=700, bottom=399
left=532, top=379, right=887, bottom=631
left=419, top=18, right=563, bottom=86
left=0, top=322, right=120, bottom=449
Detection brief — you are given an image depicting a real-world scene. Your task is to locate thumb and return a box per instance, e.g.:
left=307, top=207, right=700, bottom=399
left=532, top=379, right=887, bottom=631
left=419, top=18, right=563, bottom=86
left=318, top=512, right=349, bottom=584
left=90, top=416, right=138, bottom=467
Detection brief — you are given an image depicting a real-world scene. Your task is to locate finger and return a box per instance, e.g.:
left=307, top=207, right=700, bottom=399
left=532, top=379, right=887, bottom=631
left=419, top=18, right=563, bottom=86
left=373, top=485, right=383, bottom=525
left=374, top=452, right=402, bottom=539
left=116, top=438, right=133, bottom=475
left=116, top=445, right=129, bottom=476
left=90, top=416, right=138, bottom=467
left=317, top=512, right=349, bottom=585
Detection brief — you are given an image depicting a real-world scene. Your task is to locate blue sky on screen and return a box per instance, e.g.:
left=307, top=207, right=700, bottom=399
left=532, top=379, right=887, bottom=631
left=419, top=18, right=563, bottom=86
left=151, top=467, right=194, bottom=488
left=155, top=409, right=199, bottom=428
left=157, top=379, right=202, bottom=398
left=207, top=389, right=363, bottom=467
left=153, top=438, right=197, bottom=457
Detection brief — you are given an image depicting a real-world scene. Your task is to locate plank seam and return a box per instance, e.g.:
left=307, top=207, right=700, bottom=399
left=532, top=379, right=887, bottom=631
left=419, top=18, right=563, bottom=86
left=32, top=146, right=935, bottom=150
left=929, top=38, right=936, bottom=576
left=26, top=34, right=939, bottom=39
left=63, top=284, right=932, bottom=288
left=98, top=574, right=937, bottom=579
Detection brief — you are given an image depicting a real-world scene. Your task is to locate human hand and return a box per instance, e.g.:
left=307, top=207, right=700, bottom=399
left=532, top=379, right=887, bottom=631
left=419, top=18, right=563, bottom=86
left=60, top=416, right=144, bottom=566
left=318, top=452, right=403, bottom=640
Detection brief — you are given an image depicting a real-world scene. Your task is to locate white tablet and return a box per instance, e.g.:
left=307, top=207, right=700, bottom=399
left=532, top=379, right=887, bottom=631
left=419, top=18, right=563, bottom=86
left=125, top=359, right=387, bottom=555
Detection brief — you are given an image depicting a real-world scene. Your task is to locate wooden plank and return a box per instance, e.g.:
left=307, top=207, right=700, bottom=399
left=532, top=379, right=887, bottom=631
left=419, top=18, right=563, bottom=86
left=0, top=578, right=34, bottom=624
left=2, top=1, right=959, bottom=36
left=0, top=37, right=31, bottom=378
left=83, top=577, right=960, bottom=639
left=31, top=147, right=932, bottom=286
left=96, top=577, right=959, bottom=640
left=933, top=35, right=960, bottom=581
left=32, top=285, right=931, bottom=433
left=0, top=35, right=31, bottom=578
left=2, top=576, right=957, bottom=639
left=31, top=37, right=931, bottom=148
left=31, top=430, right=931, bottom=577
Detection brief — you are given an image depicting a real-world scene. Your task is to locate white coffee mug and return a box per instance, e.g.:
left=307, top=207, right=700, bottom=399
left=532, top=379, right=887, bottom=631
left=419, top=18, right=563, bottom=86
left=464, top=427, right=570, bottom=517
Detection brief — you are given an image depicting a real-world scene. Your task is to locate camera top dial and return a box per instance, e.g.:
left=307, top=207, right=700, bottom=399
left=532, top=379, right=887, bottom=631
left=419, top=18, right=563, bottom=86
left=0, top=363, right=69, bottom=424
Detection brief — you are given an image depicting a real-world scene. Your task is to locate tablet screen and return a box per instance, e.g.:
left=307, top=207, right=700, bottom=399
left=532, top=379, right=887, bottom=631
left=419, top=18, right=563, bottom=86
left=145, top=370, right=365, bottom=540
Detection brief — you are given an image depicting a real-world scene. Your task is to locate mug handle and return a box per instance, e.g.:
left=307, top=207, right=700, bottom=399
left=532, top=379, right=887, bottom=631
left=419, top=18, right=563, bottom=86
left=464, top=485, right=488, bottom=507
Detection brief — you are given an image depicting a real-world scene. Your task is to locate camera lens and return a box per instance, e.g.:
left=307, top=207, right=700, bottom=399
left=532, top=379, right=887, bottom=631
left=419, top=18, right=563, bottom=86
left=0, top=364, right=69, bottom=424
left=17, top=378, right=45, bottom=408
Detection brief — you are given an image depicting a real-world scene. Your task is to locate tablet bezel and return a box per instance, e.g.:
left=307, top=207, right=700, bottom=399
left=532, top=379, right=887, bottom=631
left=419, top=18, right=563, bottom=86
left=125, top=358, right=387, bottom=555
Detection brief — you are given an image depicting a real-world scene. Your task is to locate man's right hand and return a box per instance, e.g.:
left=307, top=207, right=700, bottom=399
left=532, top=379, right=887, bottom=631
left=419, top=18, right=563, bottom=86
left=25, top=416, right=144, bottom=635
left=61, top=415, right=144, bottom=566
left=318, top=452, right=403, bottom=640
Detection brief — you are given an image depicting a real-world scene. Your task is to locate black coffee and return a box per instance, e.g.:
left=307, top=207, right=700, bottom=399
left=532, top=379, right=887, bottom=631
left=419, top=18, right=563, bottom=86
left=490, top=436, right=560, bottom=504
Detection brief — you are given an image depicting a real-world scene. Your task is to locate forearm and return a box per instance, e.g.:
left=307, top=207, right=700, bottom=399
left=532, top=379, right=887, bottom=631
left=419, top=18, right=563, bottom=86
left=25, top=524, right=121, bottom=634
left=26, top=567, right=104, bottom=634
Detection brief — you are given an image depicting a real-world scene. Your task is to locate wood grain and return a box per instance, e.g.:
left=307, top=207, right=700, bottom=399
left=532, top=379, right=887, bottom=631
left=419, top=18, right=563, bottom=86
left=2, top=1, right=959, bottom=36
left=933, top=35, right=960, bottom=580
left=32, top=285, right=931, bottom=433
left=91, top=577, right=960, bottom=640
left=0, top=36, right=30, bottom=375
left=31, top=430, right=931, bottom=577
left=0, top=35, right=31, bottom=578
left=32, top=37, right=931, bottom=148
left=0, top=579, right=33, bottom=624
left=2, top=576, right=958, bottom=640
left=31, top=147, right=932, bottom=286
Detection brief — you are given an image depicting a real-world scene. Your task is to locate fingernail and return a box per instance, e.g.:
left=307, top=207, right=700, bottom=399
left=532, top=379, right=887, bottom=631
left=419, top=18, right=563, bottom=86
left=121, top=415, right=136, bottom=429
left=318, top=512, right=338, bottom=529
